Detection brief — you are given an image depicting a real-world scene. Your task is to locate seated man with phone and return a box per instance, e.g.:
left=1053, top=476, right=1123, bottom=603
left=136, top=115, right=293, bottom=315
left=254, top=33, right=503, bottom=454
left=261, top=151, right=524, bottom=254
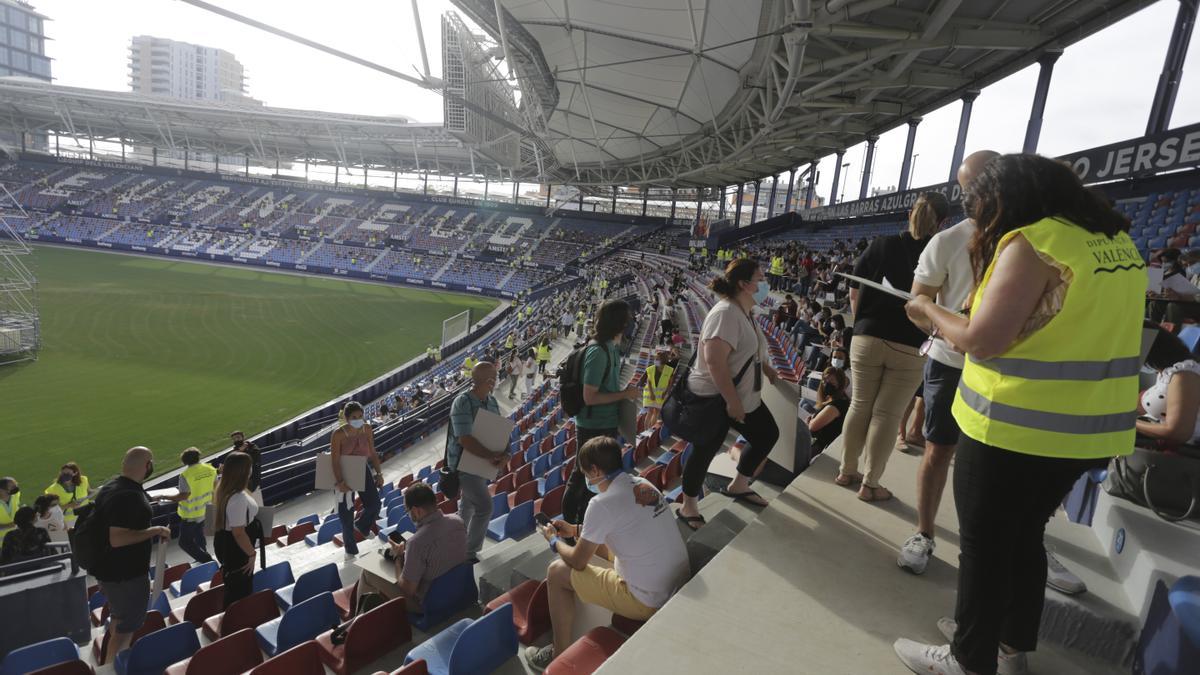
left=524, top=436, right=691, bottom=672
left=357, top=483, right=467, bottom=612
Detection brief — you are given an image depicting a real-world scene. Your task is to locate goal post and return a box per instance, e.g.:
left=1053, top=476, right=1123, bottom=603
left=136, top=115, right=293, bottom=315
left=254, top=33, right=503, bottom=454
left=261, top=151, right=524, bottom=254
left=441, top=309, right=471, bottom=348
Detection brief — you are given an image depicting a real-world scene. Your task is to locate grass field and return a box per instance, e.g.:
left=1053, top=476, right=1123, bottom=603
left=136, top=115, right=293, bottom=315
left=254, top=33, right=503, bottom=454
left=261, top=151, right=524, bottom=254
left=0, top=246, right=498, bottom=493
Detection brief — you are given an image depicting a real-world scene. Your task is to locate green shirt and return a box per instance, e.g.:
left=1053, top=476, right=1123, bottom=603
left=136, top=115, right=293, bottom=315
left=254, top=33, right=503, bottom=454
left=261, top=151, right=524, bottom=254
left=575, top=342, right=621, bottom=430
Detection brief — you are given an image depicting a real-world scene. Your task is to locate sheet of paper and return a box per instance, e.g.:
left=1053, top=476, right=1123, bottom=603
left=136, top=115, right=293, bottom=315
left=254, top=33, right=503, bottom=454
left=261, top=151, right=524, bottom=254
left=1147, top=265, right=1164, bottom=294
left=355, top=547, right=399, bottom=584
left=457, top=448, right=503, bottom=480
left=1162, top=272, right=1198, bottom=295
left=838, top=272, right=914, bottom=302
left=472, top=408, right=516, bottom=454
left=314, top=453, right=367, bottom=491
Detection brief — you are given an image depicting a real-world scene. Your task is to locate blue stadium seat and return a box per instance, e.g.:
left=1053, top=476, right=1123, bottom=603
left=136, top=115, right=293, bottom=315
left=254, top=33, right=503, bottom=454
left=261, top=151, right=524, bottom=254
left=376, top=502, right=408, bottom=531
left=490, top=492, right=511, bottom=517
left=275, top=562, right=340, bottom=611
left=295, top=514, right=320, bottom=527
left=408, top=563, right=478, bottom=631
left=151, top=591, right=172, bottom=617
left=1181, top=325, right=1200, bottom=353
left=538, top=466, right=564, bottom=496
left=487, top=500, right=536, bottom=542
left=169, top=561, right=218, bottom=598
left=404, top=603, right=518, bottom=675
left=1, top=636, right=79, bottom=675
left=114, top=622, right=201, bottom=675
left=533, top=452, right=553, bottom=477
left=305, top=518, right=341, bottom=547
left=253, top=561, right=295, bottom=594
left=256, top=592, right=339, bottom=657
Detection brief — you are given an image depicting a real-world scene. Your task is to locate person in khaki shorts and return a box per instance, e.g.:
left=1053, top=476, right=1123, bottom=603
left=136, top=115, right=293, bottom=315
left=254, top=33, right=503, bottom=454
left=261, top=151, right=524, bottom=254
left=524, top=437, right=690, bottom=672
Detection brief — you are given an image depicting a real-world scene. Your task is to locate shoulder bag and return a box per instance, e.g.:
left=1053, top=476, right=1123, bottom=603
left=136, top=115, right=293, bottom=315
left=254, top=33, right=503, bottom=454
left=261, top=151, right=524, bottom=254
left=1103, top=445, right=1200, bottom=522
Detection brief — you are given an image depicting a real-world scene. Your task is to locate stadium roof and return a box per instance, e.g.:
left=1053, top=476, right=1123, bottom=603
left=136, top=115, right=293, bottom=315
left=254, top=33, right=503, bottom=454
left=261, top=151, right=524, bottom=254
left=0, top=0, right=1157, bottom=191
left=457, top=0, right=1156, bottom=188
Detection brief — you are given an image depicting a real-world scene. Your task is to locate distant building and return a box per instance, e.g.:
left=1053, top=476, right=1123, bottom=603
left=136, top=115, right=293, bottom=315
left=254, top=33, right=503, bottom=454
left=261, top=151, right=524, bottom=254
left=0, top=0, right=50, bottom=81
left=128, top=36, right=260, bottom=105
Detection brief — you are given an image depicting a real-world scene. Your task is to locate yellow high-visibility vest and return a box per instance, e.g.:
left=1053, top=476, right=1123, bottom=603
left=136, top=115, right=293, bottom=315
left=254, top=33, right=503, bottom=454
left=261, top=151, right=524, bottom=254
left=462, top=356, right=478, bottom=377
left=536, top=345, right=551, bottom=362
left=44, top=475, right=91, bottom=526
left=952, top=217, right=1147, bottom=459
left=177, top=463, right=218, bottom=521
left=642, top=364, right=675, bottom=407
left=0, top=495, right=19, bottom=530
left=770, top=256, right=785, bottom=275
left=505, top=334, right=515, bottom=350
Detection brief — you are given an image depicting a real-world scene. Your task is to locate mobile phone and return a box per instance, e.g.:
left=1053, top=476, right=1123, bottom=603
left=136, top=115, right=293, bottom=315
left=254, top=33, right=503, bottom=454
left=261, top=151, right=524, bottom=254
left=388, top=530, right=406, bottom=545
left=535, top=513, right=552, bottom=528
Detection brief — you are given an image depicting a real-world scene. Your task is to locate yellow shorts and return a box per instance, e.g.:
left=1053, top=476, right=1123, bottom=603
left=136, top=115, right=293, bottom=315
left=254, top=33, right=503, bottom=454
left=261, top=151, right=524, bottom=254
left=570, top=564, right=657, bottom=621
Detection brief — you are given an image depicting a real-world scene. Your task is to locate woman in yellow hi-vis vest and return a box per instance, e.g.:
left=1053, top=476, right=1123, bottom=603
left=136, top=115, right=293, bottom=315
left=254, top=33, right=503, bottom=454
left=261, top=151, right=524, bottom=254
left=641, top=351, right=675, bottom=429
left=896, top=154, right=1145, bottom=675
left=43, top=462, right=91, bottom=528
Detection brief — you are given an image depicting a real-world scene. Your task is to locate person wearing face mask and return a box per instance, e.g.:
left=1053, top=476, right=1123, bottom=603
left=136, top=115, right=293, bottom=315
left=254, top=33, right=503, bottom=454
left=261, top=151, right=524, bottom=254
left=1, top=506, right=50, bottom=564
left=808, top=366, right=851, bottom=455
left=0, top=477, right=22, bottom=546
left=676, top=258, right=780, bottom=531
left=525, top=437, right=689, bottom=672
left=43, top=462, right=91, bottom=528
left=837, top=192, right=944, bottom=502
left=229, top=431, right=263, bottom=505
left=161, top=448, right=216, bottom=564
left=561, top=299, right=642, bottom=527
left=91, top=447, right=172, bottom=664
left=32, top=494, right=65, bottom=536
left=330, top=401, right=385, bottom=560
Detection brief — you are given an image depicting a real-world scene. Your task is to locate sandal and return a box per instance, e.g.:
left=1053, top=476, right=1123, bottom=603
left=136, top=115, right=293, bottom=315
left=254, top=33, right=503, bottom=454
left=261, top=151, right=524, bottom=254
left=675, top=510, right=706, bottom=531
left=835, top=473, right=863, bottom=487
left=719, top=487, right=768, bottom=508
left=857, top=485, right=893, bottom=502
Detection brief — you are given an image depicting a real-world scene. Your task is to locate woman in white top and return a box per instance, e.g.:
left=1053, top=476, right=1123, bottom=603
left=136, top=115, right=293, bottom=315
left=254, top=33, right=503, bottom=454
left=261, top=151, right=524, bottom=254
left=523, top=350, right=537, bottom=394
left=677, top=258, right=780, bottom=530
left=213, top=451, right=259, bottom=608
left=1137, top=323, right=1200, bottom=445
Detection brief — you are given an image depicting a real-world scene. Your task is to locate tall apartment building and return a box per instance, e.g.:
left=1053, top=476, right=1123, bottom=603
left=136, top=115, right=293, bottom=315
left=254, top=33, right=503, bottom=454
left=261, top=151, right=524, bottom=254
left=0, top=0, right=51, bottom=81
left=128, top=35, right=259, bottom=105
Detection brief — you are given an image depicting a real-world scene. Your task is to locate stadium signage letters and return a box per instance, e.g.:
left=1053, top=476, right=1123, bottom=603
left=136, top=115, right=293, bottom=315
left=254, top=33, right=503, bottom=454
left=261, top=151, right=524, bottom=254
left=467, top=285, right=482, bottom=292
left=432, top=281, right=448, bottom=288
left=803, top=122, right=1200, bottom=221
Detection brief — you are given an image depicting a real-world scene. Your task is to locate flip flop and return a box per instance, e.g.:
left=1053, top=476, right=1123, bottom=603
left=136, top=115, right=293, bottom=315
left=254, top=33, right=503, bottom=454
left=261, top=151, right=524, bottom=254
left=857, top=486, right=893, bottom=503
left=835, top=473, right=863, bottom=487
left=719, top=487, right=768, bottom=508
left=675, top=510, right=706, bottom=531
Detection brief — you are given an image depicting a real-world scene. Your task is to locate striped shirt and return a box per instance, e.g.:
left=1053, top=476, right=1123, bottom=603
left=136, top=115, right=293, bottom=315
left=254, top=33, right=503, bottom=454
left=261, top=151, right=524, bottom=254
left=447, top=391, right=500, bottom=469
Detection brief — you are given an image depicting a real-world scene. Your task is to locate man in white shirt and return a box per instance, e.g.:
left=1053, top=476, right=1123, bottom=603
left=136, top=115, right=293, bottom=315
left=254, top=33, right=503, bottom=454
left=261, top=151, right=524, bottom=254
left=525, top=436, right=690, bottom=672
left=898, top=150, right=997, bottom=577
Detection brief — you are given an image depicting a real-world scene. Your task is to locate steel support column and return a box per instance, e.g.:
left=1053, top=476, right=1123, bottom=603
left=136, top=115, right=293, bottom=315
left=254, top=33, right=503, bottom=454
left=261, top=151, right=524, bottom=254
left=735, top=183, right=744, bottom=225
left=751, top=181, right=761, bottom=224
left=453, top=174, right=458, bottom=197
left=611, top=186, right=617, bottom=214
left=804, top=162, right=817, bottom=209
left=767, top=175, right=779, bottom=219
left=828, top=151, right=844, bottom=205
left=859, top=136, right=878, bottom=200
left=695, top=194, right=703, bottom=229
left=948, top=91, right=980, bottom=182
left=1148, top=0, right=1198, bottom=135
left=423, top=172, right=428, bottom=196
left=783, top=169, right=797, bottom=212
left=670, top=190, right=677, bottom=219
left=334, top=164, right=339, bottom=186
left=363, top=166, right=368, bottom=188
left=483, top=178, right=489, bottom=201
left=546, top=184, right=552, bottom=207
left=244, top=155, right=249, bottom=176
left=718, top=187, right=726, bottom=219
left=641, top=191, right=648, bottom=217
left=1023, top=52, right=1061, bottom=153
left=214, top=153, right=219, bottom=174
left=184, top=150, right=189, bottom=171
left=897, top=118, right=922, bottom=192
left=394, top=170, right=398, bottom=192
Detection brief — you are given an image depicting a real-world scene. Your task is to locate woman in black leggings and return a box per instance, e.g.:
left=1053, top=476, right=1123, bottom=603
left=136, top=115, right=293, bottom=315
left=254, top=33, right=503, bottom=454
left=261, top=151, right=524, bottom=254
left=676, top=258, right=780, bottom=530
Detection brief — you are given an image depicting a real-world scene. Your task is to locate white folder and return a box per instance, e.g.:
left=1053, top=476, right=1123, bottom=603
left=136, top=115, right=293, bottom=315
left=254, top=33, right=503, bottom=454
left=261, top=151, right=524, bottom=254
left=456, top=409, right=515, bottom=480
left=314, top=453, right=367, bottom=491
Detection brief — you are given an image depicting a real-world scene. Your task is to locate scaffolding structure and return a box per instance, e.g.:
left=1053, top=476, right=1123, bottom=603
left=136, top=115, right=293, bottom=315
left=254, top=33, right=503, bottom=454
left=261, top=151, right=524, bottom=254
left=0, top=184, right=39, bottom=364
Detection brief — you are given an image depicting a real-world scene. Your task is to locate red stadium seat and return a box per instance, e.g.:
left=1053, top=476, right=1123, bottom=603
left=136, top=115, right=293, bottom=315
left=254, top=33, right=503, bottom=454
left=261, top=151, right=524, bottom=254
left=29, top=662, right=95, bottom=675
left=315, top=597, right=413, bottom=675
left=484, top=580, right=550, bottom=645
left=265, top=525, right=288, bottom=546
left=168, top=584, right=225, bottom=627
left=535, top=484, right=566, bottom=519
left=280, top=521, right=316, bottom=547
left=332, top=581, right=359, bottom=623
left=489, top=473, right=515, bottom=497
left=545, top=626, right=626, bottom=675
left=247, top=640, right=325, bottom=675
left=203, top=589, right=280, bottom=640
left=164, top=628, right=263, bottom=675
left=509, top=480, right=539, bottom=510
left=515, top=462, right=534, bottom=487
left=91, top=610, right=165, bottom=665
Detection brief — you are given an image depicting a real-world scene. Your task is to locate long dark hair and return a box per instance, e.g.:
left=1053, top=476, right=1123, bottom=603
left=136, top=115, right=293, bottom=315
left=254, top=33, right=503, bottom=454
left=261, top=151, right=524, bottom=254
left=1145, top=320, right=1194, bottom=371
left=964, top=154, right=1129, bottom=280
left=710, top=258, right=759, bottom=298
left=591, top=299, right=630, bottom=343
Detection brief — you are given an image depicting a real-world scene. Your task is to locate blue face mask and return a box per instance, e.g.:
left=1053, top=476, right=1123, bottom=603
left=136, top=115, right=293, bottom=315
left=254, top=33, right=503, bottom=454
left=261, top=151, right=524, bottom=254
left=585, top=469, right=624, bottom=494
left=753, top=280, right=770, bottom=305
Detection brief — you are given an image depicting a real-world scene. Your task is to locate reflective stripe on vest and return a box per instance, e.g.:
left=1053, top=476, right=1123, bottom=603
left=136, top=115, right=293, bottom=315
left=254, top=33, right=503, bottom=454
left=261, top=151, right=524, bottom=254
left=178, top=463, right=217, bottom=521
left=770, top=256, right=785, bottom=275
left=0, top=496, right=17, bottom=526
left=537, top=346, right=551, bottom=362
left=951, top=217, right=1146, bottom=459
left=45, top=479, right=90, bottom=523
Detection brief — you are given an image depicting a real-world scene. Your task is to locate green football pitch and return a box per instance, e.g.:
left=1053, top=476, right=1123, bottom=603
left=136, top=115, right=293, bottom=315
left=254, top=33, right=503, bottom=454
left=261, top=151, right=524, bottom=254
left=0, top=245, right=498, bottom=493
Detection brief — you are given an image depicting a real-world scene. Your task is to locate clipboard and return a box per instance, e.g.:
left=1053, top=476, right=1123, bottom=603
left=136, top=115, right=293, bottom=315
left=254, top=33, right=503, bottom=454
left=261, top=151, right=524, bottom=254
left=315, top=453, right=367, bottom=491
left=838, top=272, right=914, bottom=302
left=456, top=408, right=514, bottom=480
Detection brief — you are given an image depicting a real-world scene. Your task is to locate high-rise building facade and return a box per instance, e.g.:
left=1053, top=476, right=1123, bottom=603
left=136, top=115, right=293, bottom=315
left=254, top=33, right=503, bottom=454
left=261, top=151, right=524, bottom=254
left=128, top=35, right=259, bottom=105
left=0, top=0, right=51, bottom=81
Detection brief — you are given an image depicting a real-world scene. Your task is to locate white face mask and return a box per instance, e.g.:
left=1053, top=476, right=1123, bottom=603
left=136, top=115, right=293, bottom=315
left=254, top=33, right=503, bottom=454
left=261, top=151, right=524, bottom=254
left=831, top=358, right=846, bottom=369
left=348, top=418, right=365, bottom=429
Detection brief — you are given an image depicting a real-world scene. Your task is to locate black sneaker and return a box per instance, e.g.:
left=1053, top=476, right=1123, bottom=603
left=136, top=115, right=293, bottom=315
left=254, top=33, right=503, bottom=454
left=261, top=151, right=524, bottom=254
left=525, top=645, right=555, bottom=672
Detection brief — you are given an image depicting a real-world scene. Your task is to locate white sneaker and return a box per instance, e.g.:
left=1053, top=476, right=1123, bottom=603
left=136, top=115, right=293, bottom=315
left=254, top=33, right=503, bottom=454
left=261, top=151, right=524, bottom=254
left=343, top=551, right=358, bottom=561
left=898, top=533, right=935, bottom=575
left=1046, top=551, right=1086, bottom=595
left=894, top=640, right=967, bottom=675
left=936, top=617, right=1030, bottom=675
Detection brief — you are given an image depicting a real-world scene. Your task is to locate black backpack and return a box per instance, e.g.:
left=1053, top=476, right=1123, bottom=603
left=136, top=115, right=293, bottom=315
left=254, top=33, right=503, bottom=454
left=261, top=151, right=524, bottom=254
left=558, top=341, right=609, bottom=418
left=69, top=482, right=120, bottom=574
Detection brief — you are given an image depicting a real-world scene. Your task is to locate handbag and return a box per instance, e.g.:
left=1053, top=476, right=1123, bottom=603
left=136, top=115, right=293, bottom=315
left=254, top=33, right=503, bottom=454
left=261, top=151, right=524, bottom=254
left=1103, top=445, right=1200, bottom=522
left=662, top=351, right=755, bottom=448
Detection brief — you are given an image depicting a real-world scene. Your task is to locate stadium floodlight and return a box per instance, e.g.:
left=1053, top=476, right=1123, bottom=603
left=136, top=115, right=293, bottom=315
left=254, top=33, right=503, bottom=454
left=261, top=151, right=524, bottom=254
left=0, top=183, right=40, bottom=365
left=441, top=309, right=471, bottom=349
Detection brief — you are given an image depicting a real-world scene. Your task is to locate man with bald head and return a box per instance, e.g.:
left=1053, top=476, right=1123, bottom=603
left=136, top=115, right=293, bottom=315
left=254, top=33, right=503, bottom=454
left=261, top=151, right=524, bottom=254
left=447, top=361, right=505, bottom=562
left=897, top=151, right=999, bottom=576
left=92, top=446, right=171, bottom=662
